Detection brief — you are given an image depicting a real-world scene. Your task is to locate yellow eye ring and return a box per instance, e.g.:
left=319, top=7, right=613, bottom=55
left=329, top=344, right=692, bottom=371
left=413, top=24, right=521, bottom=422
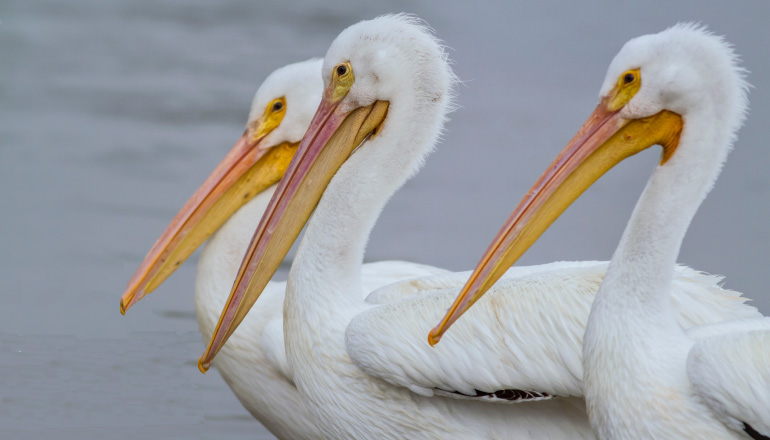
left=330, top=62, right=355, bottom=101
left=251, top=97, right=286, bottom=141
left=607, top=69, right=641, bottom=111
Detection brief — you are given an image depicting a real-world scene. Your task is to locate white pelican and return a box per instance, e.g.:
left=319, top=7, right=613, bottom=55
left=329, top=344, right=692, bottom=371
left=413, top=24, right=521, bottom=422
left=119, top=59, right=325, bottom=439
left=119, top=58, right=451, bottom=440
left=198, top=16, right=762, bottom=439
left=431, top=24, right=770, bottom=439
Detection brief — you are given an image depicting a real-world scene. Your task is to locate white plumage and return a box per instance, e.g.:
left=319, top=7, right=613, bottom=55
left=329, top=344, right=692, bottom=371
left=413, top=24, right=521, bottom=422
left=583, top=24, right=769, bottom=439
left=434, top=23, right=769, bottom=440
left=687, top=319, right=770, bottom=437
left=201, top=16, right=765, bottom=440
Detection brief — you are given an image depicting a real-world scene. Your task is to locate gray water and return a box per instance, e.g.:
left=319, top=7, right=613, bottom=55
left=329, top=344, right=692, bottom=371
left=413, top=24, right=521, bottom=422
left=3, top=1, right=769, bottom=438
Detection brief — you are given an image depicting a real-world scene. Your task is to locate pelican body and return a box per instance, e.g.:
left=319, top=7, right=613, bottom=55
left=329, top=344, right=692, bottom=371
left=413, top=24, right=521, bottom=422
left=433, top=24, right=769, bottom=439
left=200, top=16, right=763, bottom=440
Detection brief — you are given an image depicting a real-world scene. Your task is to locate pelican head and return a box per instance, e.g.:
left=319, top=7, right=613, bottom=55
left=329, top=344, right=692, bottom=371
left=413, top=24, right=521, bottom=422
left=120, top=58, right=322, bottom=313
left=430, top=23, right=749, bottom=344
left=321, top=13, right=455, bottom=158
left=246, top=59, right=324, bottom=151
left=600, top=23, right=748, bottom=150
left=199, top=14, right=456, bottom=371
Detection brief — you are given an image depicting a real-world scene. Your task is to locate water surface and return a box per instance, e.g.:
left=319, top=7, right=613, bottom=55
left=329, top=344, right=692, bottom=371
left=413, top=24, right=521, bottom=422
left=2, top=1, right=768, bottom=438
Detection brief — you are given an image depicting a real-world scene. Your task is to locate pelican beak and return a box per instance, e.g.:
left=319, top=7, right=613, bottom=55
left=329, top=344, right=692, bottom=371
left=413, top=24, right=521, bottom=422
left=119, top=116, right=298, bottom=314
left=428, top=100, right=683, bottom=345
left=197, top=84, right=388, bottom=372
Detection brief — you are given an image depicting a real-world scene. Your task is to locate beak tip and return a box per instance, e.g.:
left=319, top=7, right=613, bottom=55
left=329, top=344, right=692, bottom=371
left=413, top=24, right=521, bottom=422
left=427, top=328, right=442, bottom=347
left=198, top=357, right=210, bottom=374
left=119, top=298, right=128, bottom=315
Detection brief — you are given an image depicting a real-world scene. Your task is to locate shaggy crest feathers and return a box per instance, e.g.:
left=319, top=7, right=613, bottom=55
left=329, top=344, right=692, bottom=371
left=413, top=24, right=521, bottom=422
left=667, top=22, right=749, bottom=127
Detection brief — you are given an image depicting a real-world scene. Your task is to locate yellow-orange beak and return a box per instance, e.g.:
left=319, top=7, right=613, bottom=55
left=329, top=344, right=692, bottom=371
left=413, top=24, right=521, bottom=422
left=119, top=119, right=298, bottom=314
left=428, top=99, right=683, bottom=345
left=197, top=84, right=388, bottom=372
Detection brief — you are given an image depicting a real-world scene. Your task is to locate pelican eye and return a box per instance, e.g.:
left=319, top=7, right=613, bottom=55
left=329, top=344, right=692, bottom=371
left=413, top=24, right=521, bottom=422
left=608, top=69, right=641, bottom=111
left=272, top=101, right=283, bottom=112
left=330, top=62, right=354, bottom=100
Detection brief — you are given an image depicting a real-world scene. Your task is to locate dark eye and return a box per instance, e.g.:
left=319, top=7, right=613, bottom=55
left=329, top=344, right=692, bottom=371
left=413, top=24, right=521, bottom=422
left=336, top=65, right=348, bottom=76
left=623, top=73, right=636, bottom=84
left=272, top=101, right=283, bottom=112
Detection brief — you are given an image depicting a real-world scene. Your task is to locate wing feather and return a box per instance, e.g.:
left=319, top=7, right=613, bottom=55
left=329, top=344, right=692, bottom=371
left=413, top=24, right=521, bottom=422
left=347, top=262, right=760, bottom=402
left=687, top=318, right=770, bottom=437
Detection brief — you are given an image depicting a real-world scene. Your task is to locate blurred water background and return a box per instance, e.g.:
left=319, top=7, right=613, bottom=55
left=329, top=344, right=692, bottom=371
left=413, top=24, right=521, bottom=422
left=2, top=1, right=768, bottom=438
